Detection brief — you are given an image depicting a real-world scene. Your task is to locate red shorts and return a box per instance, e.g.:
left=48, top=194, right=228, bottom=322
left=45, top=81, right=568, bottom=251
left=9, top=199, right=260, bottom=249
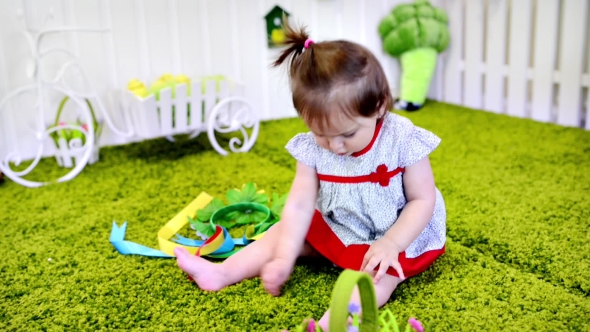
left=305, top=210, right=445, bottom=278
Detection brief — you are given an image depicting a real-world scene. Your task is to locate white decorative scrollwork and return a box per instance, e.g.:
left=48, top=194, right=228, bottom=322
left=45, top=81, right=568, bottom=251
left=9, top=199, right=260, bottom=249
left=207, top=97, right=260, bottom=156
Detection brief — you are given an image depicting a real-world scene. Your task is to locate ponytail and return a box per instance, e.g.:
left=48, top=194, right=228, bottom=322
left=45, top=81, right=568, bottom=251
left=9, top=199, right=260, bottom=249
left=272, top=15, right=312, bottom=71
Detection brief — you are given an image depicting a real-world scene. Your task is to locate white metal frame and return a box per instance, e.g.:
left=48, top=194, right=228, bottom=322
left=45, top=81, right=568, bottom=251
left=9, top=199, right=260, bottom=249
left=0, top=8, right=132, bottom=188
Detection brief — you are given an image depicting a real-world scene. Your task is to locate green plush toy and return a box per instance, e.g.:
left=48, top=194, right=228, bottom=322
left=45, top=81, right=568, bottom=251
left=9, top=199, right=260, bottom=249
left=378, top=0, right=450, bottom=111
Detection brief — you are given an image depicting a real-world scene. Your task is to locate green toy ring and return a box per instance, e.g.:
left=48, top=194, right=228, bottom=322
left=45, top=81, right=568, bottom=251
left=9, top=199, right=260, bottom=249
left=210, top=202, right=274, bottom=240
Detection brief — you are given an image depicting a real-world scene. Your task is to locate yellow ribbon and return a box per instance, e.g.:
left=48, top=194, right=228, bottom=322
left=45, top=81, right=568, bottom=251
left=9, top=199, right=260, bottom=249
left=156, top=191, right=269, bottom=257
left=158, top=192, right=223, bottom=256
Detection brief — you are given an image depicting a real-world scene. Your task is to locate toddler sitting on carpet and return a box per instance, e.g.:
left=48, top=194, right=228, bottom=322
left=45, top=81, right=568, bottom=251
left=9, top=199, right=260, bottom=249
left=174, top=20, right=447, bottom=330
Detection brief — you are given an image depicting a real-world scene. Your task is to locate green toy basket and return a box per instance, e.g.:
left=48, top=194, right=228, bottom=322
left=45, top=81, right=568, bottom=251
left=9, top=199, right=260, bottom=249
left=291, top=269, right=424, bottom=332
left=329, top=270, right=379, bottom=332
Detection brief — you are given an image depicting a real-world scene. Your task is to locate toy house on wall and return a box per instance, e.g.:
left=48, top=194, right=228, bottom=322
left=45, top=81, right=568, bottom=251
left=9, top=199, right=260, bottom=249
left=264, top=5, right=290, bottom=48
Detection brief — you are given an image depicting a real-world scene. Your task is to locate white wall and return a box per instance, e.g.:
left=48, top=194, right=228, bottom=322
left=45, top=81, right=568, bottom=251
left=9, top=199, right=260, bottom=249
left=1, top=0, right=428, bottom=161
left=1, top=0, right=589, bottom=163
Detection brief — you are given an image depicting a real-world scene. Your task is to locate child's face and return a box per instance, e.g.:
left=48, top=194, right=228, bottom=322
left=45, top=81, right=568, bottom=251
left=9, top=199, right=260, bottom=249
left=308, top=109, right=383, bottom=157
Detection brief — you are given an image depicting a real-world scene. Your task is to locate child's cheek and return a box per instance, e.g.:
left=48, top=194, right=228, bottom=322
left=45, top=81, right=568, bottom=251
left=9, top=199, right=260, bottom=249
left=354, top=132, right=372, bottom=150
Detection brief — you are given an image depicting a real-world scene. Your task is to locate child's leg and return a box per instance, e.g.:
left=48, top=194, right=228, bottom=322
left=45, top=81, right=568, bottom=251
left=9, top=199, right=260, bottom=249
left=175, top=222, right=316, bottom=291
left=317, top=273, right=402, bottom=330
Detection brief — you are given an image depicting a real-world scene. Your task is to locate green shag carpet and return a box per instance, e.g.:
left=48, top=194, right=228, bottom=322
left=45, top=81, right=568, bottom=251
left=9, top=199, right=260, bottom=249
left=1, top=101, right=589, bottom=331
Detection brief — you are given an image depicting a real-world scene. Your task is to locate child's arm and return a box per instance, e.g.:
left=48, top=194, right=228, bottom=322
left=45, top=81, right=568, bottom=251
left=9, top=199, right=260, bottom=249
left=274, top=160, right=319, bottom=262
left=361, top=156, right=437, bottom=282
left=386, top=156, right=437, bottom=251
left=261, top=161, right=318, bottom=295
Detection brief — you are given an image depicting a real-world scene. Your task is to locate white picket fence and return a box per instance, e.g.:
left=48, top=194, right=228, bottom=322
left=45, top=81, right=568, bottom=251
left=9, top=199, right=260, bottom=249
left=124, top=80, right=240, bottom=139
left=0, top=0, right=589, bottom=165
left=440, top=0, right=589, bottom=129
left=54, top=137, right=100, bottom=168
left=122, top=79, right=259, bottom=156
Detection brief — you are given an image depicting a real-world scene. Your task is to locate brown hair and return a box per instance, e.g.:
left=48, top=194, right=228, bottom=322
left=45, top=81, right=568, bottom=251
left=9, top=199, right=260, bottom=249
left=273, top=17, right=393, bottom=131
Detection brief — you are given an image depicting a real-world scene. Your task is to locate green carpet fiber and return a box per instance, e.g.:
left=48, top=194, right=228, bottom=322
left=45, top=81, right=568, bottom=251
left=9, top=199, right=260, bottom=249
left=1, top=101, right=589, bottom=331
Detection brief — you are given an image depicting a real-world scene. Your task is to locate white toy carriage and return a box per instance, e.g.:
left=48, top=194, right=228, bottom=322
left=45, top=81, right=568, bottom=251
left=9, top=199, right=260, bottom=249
left=121, top=75, right=260, bottom=156
left=0, top=5, right=259, bottom=188
left=1, top=45, right=259, bottom=188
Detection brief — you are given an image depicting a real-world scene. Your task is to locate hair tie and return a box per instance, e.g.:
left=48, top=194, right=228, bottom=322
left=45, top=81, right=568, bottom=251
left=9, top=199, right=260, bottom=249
left=304, top=38, right=314, bottom=49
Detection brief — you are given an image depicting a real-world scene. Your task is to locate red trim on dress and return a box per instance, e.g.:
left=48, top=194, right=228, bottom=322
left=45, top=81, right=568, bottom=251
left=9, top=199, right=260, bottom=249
left=305, top=210, right=445, bottom=278
left=350, top=118, right=384, bottom=157
left=318, top=164, right=404, bottom=187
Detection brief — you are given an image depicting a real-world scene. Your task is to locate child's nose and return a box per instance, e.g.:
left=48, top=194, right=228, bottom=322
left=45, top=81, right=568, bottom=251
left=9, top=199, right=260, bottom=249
left=329, top=138, right=344, bottom=151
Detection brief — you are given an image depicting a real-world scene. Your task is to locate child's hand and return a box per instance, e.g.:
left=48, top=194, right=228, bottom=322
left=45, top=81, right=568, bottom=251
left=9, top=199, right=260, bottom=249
left=360, top=236, right=406, bottom=284
left=261, top=257, right=294, bottom=296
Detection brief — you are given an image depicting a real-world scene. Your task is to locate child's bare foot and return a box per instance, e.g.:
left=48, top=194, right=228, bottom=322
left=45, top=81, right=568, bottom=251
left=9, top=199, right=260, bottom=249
left=261, top=257, right=293, bottom=296
left=174, top=247, right=228, bottom=291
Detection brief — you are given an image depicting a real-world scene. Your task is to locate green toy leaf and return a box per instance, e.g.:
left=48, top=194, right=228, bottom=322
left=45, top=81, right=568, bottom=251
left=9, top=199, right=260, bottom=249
left=226, top=183, right=269, bottom=205
left=236, top=213, right=251, bottom=225
left=196, top=198, right=226, bottom=222
left=188, top=216, right=215, bottom=237
left=227, top=210, right=269, bottom=225
left=216, top=218, right=235, bottom=229
left=270, top=193, right=288, bottom=220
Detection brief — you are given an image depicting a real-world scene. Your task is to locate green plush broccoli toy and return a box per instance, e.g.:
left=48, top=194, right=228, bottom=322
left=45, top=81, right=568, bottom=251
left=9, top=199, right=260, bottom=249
left=378, top=0, right=450, bottom=111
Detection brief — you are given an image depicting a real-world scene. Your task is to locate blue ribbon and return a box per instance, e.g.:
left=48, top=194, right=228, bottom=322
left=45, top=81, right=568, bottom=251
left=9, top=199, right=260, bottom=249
left=110, top=221, right=245, bottom=258
left=171, top=234, right=206, bottom=247
left=233, top=237, right=250, bottom=246
left=109, top=221, right=172, bottom=258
